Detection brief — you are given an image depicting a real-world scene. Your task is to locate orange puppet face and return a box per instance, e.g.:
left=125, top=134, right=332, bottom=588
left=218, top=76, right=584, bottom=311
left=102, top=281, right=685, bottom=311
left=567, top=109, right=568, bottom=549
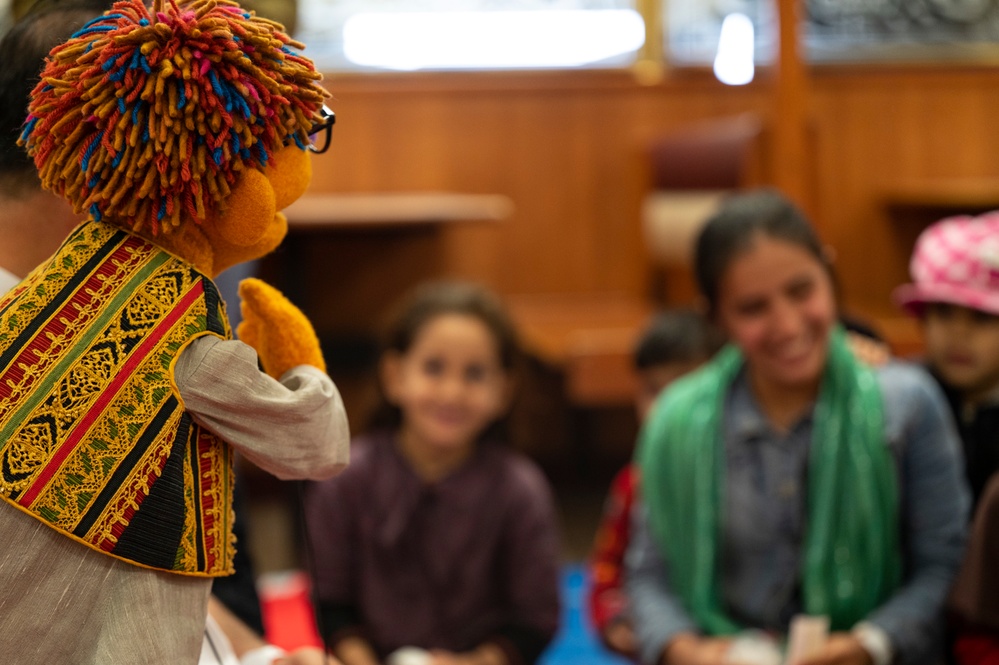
left=203, top=145, right=312, bottom=277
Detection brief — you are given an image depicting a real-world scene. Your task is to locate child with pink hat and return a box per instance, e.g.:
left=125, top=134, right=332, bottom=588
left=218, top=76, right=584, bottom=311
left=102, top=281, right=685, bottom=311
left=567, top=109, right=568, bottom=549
left=894, top=211, right=999, bottom=665
left=894, top=211, right=999, bottom=509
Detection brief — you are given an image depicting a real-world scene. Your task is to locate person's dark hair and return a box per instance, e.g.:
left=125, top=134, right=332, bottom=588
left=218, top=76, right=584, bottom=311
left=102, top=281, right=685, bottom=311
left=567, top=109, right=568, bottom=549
left=693, top=188, right=828, bottom=312
left=0, top=0, right=111, bottom=197
left=367, top=280, right=520, bottom=436
left=634, top=309, right=724, bottom=370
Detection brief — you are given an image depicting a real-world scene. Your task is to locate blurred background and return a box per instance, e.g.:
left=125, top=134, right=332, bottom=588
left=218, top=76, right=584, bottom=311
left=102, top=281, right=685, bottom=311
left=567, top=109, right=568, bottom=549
left=235, top=0, right=999, bottom=575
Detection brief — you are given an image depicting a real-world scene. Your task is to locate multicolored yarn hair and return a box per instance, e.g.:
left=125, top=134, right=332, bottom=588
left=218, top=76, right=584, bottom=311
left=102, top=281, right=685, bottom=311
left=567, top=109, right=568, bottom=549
left=19, top=0, right=328, bottom=234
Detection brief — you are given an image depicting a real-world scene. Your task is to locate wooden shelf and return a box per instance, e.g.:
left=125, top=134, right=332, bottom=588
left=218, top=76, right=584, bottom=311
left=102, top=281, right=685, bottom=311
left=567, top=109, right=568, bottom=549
left=282, top=192, right=514, bottom=230
left=882, top=178, right=999, bottom=210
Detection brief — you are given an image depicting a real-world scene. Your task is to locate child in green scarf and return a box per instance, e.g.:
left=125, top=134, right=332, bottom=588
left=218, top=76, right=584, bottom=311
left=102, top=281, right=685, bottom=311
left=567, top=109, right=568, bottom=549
left=628, top=190, right=969, bottom=665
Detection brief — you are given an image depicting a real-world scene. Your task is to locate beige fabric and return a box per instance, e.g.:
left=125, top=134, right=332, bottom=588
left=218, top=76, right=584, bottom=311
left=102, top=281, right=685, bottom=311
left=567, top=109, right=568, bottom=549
left=174, top=335, right=350, bottom=481
left=0, top=505, right=209, bottom=664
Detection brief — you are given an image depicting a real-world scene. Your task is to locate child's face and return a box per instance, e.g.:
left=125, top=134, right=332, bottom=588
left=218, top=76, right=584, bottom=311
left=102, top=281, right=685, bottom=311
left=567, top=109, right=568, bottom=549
left=383, top=313, right=510, bottom=454
left=923, top=303, right=999, bottom=401
left=635, top=360, right=703, bottom=421
left=714, top=236, right=837, bottom=394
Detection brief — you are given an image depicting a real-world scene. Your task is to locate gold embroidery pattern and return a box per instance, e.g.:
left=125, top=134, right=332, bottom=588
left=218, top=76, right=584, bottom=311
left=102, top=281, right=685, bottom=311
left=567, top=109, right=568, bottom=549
left=178, top=427, right=236, bottom=575
left=0, top=224, right=145, bottom=425
left=180, top=425, right=199, bottom=572
left=32, top=303, right=197, bottom=527
left=199, top=430, right=235, bottom=574
left=83, top=409, right=184, bottom=549
left=0, top=221, right=234, bottom=575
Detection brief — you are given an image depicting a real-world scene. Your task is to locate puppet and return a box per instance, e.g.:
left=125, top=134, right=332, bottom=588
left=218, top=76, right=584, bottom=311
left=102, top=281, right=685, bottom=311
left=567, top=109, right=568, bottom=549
left=0, top=0, right=345, bottom=661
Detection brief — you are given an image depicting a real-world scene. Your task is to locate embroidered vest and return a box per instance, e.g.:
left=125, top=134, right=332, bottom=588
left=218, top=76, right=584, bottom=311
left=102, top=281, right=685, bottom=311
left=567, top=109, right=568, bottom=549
left=0, top=220, right=234, bottom=576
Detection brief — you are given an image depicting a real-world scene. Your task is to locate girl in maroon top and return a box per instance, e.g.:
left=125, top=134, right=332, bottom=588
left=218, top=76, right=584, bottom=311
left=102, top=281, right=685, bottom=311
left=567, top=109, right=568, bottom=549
left=304, top=281, right=560, bottom=665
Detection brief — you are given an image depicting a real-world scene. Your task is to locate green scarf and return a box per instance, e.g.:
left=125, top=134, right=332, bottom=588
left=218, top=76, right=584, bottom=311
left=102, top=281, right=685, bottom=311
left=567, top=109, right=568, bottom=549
left=637, top=327, right=901, bottom=634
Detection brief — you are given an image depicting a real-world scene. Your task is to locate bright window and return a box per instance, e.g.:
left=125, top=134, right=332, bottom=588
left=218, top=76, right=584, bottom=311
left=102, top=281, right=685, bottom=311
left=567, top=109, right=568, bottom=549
left=294, top=0, right=645, bottom=71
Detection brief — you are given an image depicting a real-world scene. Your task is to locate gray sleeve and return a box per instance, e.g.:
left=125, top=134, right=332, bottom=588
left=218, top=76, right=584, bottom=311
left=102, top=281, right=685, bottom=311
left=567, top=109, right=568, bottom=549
left=173, top=335, right=350, bottom=481
left=866, top=366, right=970, bottom=665
left=626, top=501, right=699, bottom=665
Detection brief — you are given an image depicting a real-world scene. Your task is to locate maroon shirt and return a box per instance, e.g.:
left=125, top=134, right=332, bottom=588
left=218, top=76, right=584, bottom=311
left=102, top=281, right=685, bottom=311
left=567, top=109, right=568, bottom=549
left=303, top=430, right=561, bottom=663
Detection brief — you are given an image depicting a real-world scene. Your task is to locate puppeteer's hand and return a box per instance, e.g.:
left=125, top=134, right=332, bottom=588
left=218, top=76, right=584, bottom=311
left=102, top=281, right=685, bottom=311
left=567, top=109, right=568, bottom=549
left=603, top=618, right=638, bottom=657
left=664, top=634, right=733, bottom=665
left=845, top=331, right=890, bottom=367
left=237, top=278, right=326, bottom=379
left=275, top=646, right=341, bottom=664
left=428, top=644, right=507, bottom=665
left=795, top=634, right=872, bottom=665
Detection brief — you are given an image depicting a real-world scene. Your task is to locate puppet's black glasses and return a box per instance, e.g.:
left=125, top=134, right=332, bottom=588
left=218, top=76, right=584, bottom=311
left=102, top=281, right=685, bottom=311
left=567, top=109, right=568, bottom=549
left=307, top=105, right=336, bottom=154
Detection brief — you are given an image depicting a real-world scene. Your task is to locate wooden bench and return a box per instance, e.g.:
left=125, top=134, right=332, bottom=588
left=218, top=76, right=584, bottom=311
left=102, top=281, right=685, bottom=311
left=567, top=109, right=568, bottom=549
left=506, top=292, right=654, bottom=407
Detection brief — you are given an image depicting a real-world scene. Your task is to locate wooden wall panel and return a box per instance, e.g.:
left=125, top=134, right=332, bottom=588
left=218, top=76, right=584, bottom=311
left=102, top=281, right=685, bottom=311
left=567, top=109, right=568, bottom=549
left=294, top=67, right=999, bottom=348
left=809, top=67, right=999, bottom=327
left=305, top=72, right=767, bottom=312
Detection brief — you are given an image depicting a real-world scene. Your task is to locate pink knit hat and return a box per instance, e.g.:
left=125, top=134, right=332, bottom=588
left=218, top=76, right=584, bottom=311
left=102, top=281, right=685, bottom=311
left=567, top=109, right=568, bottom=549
left=893, top=212, right=999, bottom=317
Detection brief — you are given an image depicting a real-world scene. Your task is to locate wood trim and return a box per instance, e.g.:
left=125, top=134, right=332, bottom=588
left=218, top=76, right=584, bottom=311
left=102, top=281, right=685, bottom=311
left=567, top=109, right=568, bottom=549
left=283, top=192, right=514, bottom=229
left=321, top=67, right=754, bottom=95
left=772, top=0, right=811, bottom=210
left=882, top=179, right=999, bottom=211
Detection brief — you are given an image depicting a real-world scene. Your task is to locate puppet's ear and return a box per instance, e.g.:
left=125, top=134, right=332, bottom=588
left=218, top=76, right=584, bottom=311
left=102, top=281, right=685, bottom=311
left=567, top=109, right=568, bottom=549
left=214, top=167, right=276, bottom=247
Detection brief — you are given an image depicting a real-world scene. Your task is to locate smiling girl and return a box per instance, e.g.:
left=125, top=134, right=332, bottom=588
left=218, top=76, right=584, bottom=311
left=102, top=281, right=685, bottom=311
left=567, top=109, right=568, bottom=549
left=627, top=190, right=969, bottom=665
left=304, top=281, right=560, bottom=665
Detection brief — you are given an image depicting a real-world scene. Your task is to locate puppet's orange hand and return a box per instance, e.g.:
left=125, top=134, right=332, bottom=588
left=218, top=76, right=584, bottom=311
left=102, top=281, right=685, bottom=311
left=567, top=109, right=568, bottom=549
left=237, top=278, right=326, bottom=379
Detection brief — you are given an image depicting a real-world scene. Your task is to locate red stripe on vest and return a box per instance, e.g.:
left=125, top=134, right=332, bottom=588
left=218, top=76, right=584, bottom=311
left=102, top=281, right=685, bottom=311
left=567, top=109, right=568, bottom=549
left=18, top=280, right=205, bottom=508
left=196, top=427, right=224, bottom=571
left=0, top=238, right=145, bottom=406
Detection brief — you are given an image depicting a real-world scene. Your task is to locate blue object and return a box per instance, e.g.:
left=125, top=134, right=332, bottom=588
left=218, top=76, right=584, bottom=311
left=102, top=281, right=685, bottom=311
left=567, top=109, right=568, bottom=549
left=539, top=564, right=633, bottom=665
